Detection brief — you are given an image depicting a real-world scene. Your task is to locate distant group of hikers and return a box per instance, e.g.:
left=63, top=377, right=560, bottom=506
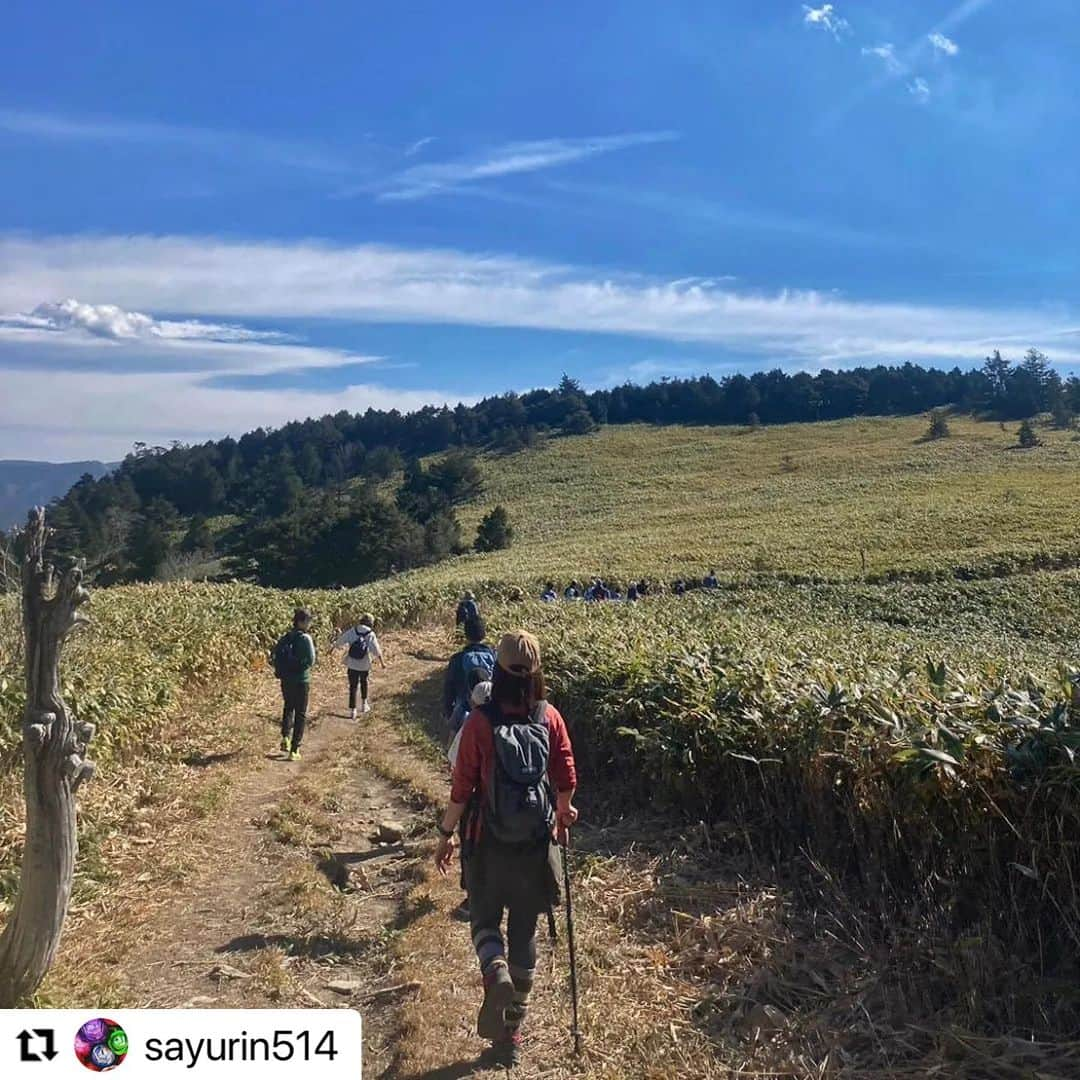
left=455, top=572, right=722, bottom=615
left=541, top=569, right=720, bottom=602
left=272, top=593, right=582, bottom=1066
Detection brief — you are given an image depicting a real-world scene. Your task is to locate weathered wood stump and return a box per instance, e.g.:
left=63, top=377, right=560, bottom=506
left=0, top=508, right=93, bottom=1006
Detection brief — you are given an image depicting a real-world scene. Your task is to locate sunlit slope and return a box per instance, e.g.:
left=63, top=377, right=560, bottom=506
left=447, top=415, right=1080, bottom=583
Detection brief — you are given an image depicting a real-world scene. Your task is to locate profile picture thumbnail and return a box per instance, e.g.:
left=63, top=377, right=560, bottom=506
left=75, top=1018, right=128, bottom=1072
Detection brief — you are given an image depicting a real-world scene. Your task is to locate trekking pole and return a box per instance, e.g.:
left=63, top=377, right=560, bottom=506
left=562, top=830, right=583, bottom=1057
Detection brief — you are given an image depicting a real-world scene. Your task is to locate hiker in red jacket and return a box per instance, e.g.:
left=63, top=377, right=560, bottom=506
left=434, top=630, right=578, bottom=1067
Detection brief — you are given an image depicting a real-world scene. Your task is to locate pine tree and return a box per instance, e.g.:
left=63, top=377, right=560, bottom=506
left=1017, top=419, right=1040, bottom=448
left=926, top=409, right=951, bottom=440
left=475, top=505, right=514, bottom=552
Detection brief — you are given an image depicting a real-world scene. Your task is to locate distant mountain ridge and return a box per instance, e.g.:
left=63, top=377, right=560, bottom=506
left=0, top=459, right=113, bottom=530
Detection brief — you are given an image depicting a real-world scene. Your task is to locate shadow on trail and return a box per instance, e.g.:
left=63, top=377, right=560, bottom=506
left=395, top=1060, right=485, bottom=1080
left=404, top=665, right=452, bottom=752
left=182, top=750, right=242, bottom=768
left=315, top=847, right=413, bottom=891
left=392, top=892, right=437, bottom=931
left=215, top=932, right=369, bottom=959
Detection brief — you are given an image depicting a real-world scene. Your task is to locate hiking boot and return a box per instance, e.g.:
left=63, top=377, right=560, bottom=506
left=362, top=700, right=371, bottom=714
left=349, top=707, right=357, bottom=721
left=477, top=963, right=515, bottom=1040
left=485, top=1030, right=522, bottom=1068
left=280, top=736, right=290, bottom=752
left=289, top=749, right=302, bottom=762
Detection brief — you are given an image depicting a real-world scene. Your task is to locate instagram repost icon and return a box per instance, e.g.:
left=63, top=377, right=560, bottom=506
left=75, top=1018, right=128, bottom=1072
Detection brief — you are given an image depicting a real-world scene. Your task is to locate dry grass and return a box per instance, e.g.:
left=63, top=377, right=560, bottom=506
left=343, top=628, right=1080, bottom=1078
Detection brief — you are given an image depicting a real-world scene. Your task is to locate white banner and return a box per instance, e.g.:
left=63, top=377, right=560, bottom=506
left=0, top=1010, right=361, bottom=1077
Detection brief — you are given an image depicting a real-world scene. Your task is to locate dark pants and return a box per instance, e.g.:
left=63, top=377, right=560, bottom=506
left=280, top=679, right=309, bottom=750
left=471, top=894, right=539, bottom=977
left=347, top=668, right=369, bottom=708
left=466, top=839, right=551, bottom=981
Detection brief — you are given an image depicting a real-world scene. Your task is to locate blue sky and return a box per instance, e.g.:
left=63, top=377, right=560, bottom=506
left=2, top=0, right=1079, bottom=458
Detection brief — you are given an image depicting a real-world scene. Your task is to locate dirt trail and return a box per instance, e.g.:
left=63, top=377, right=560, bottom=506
left=45, top=628, right=782, bottom=1079
left=51, top=634, right=449, bottom=1077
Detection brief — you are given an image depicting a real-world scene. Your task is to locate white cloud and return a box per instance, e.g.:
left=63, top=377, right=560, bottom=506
left=2, top=234, right=1078, bottom=365
left=937, top=0, right=993, bottom=35
left=908, top=77, right=933, bottom=104
left=802, top=4, right=850, bottom=39
left=862, top=44, right=907, bottom=76
left=3, top=232, right=1079, bottom=456
left=404, top=136, right=437, bottom=157
left=928, top=32, right=960, bottom=56
left=373, top=132, right=679, bottom=200
left=0, top=367, right=466, bottom=460
left=0, top=298, right=285, bottom=343
left=0, top=297, right=385, bottom=377
left=0, top=107, right=349, bottom=175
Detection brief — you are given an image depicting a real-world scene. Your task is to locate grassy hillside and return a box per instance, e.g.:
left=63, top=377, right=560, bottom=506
left=447, top=415, right=1080, bottom=583
left=3, top=415, right=1080, bottom=1057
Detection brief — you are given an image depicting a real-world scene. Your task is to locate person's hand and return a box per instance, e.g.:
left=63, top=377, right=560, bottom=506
left=556, top=803, right=579, bottom=846
left=435, top=834, right=457, bottom=876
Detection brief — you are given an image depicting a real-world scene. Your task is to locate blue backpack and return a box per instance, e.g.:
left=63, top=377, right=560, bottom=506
left=457, top=644, right=495, bottom=703
left=480, top=701, right=555, bottom=848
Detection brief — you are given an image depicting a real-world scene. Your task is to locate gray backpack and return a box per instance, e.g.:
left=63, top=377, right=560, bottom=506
left=481, top=701, right=555, bottom=848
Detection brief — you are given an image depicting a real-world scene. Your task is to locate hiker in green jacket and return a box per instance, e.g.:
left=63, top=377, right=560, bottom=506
left=273, top=607, right=317, bottom=761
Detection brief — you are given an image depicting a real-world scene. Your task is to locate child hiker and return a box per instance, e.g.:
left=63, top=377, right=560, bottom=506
left=434, top=630, right=578, bottom=1067
left=334, top=612, right=385, bottom=718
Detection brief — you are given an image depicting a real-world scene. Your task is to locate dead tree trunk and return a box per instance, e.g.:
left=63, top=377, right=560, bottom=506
left=0, top=508, right=93, bottom=1006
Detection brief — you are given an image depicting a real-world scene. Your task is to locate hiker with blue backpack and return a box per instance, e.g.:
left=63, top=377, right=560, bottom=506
left=434, top=630, right=579, bottom=1067
left=443, top=616, right=497, bottom=745
left=334, top=612, right=385, bottom=719
left=273, top=608, right=317, bottom=761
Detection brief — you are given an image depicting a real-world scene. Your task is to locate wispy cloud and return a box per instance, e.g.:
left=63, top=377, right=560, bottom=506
left=405, top=136, right=437, bottom=157
left=928, top=32, right=960, bottom=56
left=908, top=78, right=933, bottom=105
left=2, top=234, right=1078, bottom=365
left=2, top=231, right=1078, bottom=454
left=547, top=179, right=925, bottom=252
left=936, top=0, right=993, bottom=35
left=862, top=44, right=907, bottom=76
left=0, top=366, right=464, bottom=460
left=0, top=106, right=351, bottom=174
left=0, top=298, right=287, bottom=344
left=0, top=296, right=383, bottom=377
left=818, top=0, right=991, bottom=125
left=373, top=132, right=680, bottom=201
left=802, top=4, right=850, bottom=40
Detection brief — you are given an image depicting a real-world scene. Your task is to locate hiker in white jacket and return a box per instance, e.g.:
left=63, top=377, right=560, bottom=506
left=334, top=612, right=385, bottom=719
